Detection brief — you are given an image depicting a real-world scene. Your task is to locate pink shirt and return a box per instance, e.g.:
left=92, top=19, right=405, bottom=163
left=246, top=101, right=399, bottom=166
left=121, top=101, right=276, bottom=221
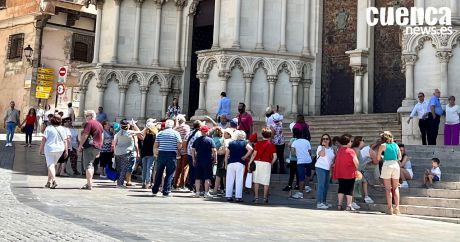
left=237, top=112, right=253, bottom=136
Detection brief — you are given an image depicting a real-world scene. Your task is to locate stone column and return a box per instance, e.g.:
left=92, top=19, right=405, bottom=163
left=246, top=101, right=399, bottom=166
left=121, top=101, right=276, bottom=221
left=243, top=74, right=253, bottom=112
left=415, top=0, right=425, bottom=9
left=356, top=0, right=368, bottom=50
left=218, top=71, right=230, bottom=94
left=267, top=75, right=277, bottom=106
left=111, top=0, right=122, bottom=63
left=255, top=0, right=264, bottom=50
left=118, top=84, right=128, bottom=119
left=302, top=79, right=312, bottom=115
left=301, top=0, right=311, bottom=55
left=352, top=66, right=367, bottom=114
left=212, top=0, right=221, bottom=49
left=96, top=83, right=106, bottom=108
left=92, top=1, right=104, bottom=63
left=279, top=0, right=287, bottom=52
left=290, top=78, right=300, bottom=114
left=436, top=50, right=452, bottom=97
left=402, top=54, right=417, bottom=100
left=77, top=86, right=88, bottom=122
left=160, top=89, right=169, bottom=118
left=131, top=0, right=143, bottom=64
left=452, top=0, right=458, bottom=18
left=140, top=86, right=148, bottom=120
left=232, top=0, right=241, bottom=48
left=174, top=1, right=186, bottom=68
left=195, top=73, right=209, bottom=115
left=152, top=1, right=163, bottom=67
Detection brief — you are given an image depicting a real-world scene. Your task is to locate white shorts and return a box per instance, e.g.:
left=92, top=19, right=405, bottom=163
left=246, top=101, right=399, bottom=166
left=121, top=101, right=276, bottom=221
left=380, top=160, right=400, bottom=180
left=253, top=161, right=272, bottom=186
left=45, top=151, right=63, bottom=167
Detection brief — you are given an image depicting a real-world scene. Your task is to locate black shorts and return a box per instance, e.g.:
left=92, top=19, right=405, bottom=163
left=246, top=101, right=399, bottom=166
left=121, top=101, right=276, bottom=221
left=195, top=162, right=213, bottom=180
left=99, top=152, right=114, bottom=168
left=57, top=150, right=68, bottom=164
left=338, top=178, right=355, bottom=196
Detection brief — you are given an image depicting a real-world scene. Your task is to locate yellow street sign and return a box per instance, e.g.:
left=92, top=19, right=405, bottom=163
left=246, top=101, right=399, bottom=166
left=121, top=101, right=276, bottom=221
left=36, top=91, right=51, bottom=99
left=38, top=68, right=54, bottom=75
left=38, top=73, right=54, bottom=81
left=36, top=86, right=52, bottom=93
left=37, top=80, right=53, bottom=87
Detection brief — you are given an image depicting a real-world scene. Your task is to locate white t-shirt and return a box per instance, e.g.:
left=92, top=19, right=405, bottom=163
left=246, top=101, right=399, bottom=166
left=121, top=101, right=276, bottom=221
left=291, top=139, right=312, bottom=164
left=44, top=125, right=67, bottom=153
left=315, top=145, right=335, bottom=170
left=360, top=146, right=372, bottom=165
left=67, top=107, right=75, bottom=121
left=445, top=105, right=460, bottom=124
left=431, top=167, right=441, bottom=179
left=44, top=110, right=53, bottom=121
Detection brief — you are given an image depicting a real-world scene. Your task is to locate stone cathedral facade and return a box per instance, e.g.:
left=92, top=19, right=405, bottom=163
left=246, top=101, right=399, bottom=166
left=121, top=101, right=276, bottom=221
left=78, top=0, right=460, bottom=134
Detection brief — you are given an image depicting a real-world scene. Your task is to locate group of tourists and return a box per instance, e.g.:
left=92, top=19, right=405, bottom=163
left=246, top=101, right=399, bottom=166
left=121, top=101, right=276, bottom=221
left=3, top=88, right=449, bottom=216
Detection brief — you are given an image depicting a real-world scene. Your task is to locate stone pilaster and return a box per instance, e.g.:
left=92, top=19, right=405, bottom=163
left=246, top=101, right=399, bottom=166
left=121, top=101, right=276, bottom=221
left=218, top=71, right=230, bottom=94
left=160, top=88, right=170, bottom=119
left=401, top=54, right=417, bottom=104
left=111, top=0, right=122, bottom=63
left=96, top=83, right=107, bottom=109
left=255, top=0, right=264, bottom=50
left=290, top=77, right=300, bottom=115
left=278, top=0, right=287, bottom=52
left=195, top=73, right=209, bottom=115
left=243, top=73, right=253, bottom=113
left=267, top=75, right=277, bottom=106
left=301, top=0, right=311, bottom=55
left=118, top=84, right=128, bottom=120
left=351, top=66, right=367, bottom=114
left=232, top=0, right=241, bottom=48
left=76, top=86, right=88, bottom=122
left=152, top=0, right=164, bottom=66
left=346, top=49, right=369, bottom=114
left=139, top=86, right=149, bottom=121
left=92, top=0, right=104, bottom=63
left=212, top=0, right=221, bottom=49
left=302, top=79, right=312, bottom=115
left=131, top=0, right=144, bottom=64
left=436, top=50, right=452, bottom=99
left=174, top=0, right=186, bottom=68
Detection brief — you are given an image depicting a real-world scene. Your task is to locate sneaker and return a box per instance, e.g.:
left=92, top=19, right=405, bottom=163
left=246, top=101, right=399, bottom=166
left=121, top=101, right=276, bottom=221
left=293, top=184, right=299, bottom=190
left=28, top=144, right=32, bottom=147
left=305, top=186, right=312, bottom=193
left=141, top=184, right=147, bottom=189
left=394, top=207, right=401, bottom=215
left=5, top=143, right=8, bottom=147
left=235, top=198, right=243, bottom=203
left=364, top=196, right=374, bottom=204
left=346, top=205, right=356, bottom=211
left=317, top=203, right=329, bottom=209
left=253, top=198, right=259, bottom=204
left=351, top=202, right=360, bottom=210
left=117, top=185, right=127, bottom=189
left=100, top=175, right=107, bottom=179
left=81, top=184, right=92, bottom=190
left=325, top=203, right=333, bottom=208
left=193, top=192, right=201, bottom=198
left=282, top=185, right=292, bottom=192
left=44, top=182, right=51, bottom=188
left=163, top=193, right=173, bottom=197
left=227, top=197, right=234, bottom=202
left=401, top=181, right=409, bottom=188
left=200, top=191, right=205, bottom=197
left=204, top=192, right=213, bottom=198
left=50, top=181, right=58, bottom=189
left=291, top=192, right=304, bottom=199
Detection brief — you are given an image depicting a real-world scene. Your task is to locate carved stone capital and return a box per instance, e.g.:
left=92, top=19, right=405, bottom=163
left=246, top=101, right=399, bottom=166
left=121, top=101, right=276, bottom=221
left=351, top=65, right=367, bottom=76
left=218, top=71, right=231, bottom=81
left=436, top=51, right=453, bottom=63
left=134, top=0, right=144, bottom=7
left=153, top=0, right=165, bottom=7
left=80, top=86, right=88, bottom=93
left=114, top=0, right=123, bottom=6
left=290, top=77, right=301, bottom=84
left=267, top=75, right=277, bottom=83
left=160, top=88, right=170, bottom=96
left=96, top=83, right=107, bottom=90
left=140, top=86, right=149, bottom=94
left=197, top=73, right=209, bottom=81
left=302, top=79, right=313, bottom=87
left=118, top=84, right=129, bottom=91
left=175, top=0, right=187, bottom=10
left=96, top=0, right=105, bottom=9
left=243, top=73, right=254, bottom=82
left=401, top=54, right=417, bottom=65
left=188, top=0, right=199, bottom=16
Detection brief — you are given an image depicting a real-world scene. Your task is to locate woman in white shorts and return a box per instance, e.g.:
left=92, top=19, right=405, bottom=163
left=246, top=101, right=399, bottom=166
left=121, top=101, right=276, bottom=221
left=377, top=131, right=402, bottom=215
left=39, top=114, right=68, bottom=189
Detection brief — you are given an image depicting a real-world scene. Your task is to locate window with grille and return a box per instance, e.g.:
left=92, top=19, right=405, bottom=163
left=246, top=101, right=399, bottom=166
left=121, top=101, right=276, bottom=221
left=71, top=33, right=94, bottom=62
left=0, top=0, right=6, bottom=9
left=7, top=33, right=24, bottom=60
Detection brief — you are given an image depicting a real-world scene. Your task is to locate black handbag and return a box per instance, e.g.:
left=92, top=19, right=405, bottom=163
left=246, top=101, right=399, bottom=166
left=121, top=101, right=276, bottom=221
left=82, top=135, right=94, bottom=148
left=249, top=161, right=256, bottom=172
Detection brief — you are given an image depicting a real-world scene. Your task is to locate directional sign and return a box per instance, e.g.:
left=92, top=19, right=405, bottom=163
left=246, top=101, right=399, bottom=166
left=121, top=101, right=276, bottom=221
left=36, top=86, right=52, bottom=93
left=36, top=92, right=51, bottom=99
left=37, top=73, right=54, bottom=81
left=57, top=83, right=65, bottom=95
left=37, top=80, right=53, bottom=87
left=38, top=68, right=54, bottom=75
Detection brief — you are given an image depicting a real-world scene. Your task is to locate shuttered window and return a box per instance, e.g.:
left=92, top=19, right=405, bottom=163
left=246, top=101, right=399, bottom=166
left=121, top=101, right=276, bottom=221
left=7, top=33, right=24, bottom=60
left=71, top=33, right=94, bottom=62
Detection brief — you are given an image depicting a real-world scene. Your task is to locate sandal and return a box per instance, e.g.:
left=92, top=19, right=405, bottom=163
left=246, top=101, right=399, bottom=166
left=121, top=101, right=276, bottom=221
left=81, top=184, right=92, bottom=190
left=337, top=205, right=343, bottom=211
left=44, top=182, right=51, bottom=188
left=252, top=198, right=259, bottom=204
left=126, top=183, right=133, bottom=186
left=50, top=181, right=58, bottom=189
left=263, top=198, right=269, bottom=204
left=346, top=206, right=355, bottom=211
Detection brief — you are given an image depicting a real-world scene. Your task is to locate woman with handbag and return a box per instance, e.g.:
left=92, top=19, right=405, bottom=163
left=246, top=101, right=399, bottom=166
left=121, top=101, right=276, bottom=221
left=113, top=119, right=139, bottom=188
left=249, top=128, right=277, bottom=204
left=225, top=130, right=253, bottom=202
left=19, top=108, right=36, bottom=147
left=39, top=114, right=68, bottom=189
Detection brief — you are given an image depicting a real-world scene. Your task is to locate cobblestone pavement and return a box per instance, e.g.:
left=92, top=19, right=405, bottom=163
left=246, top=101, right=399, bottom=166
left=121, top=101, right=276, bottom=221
left=2, top=140, right=460, bottom=242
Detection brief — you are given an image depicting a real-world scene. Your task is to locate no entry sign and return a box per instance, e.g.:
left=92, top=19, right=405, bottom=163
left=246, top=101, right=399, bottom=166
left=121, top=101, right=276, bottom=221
left=59, top=67, right=67, bottom=76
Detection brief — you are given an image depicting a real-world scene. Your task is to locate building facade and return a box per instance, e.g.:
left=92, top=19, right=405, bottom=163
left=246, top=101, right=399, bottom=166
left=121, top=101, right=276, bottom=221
left=0, top=0, right=96, bottom=128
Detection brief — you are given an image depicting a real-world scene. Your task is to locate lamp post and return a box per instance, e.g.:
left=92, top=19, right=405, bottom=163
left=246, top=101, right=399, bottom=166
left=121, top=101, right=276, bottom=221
left=23, top=45, right=33, bottom=64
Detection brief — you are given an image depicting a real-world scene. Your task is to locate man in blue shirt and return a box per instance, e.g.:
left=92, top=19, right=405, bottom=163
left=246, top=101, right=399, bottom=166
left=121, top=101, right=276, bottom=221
left=192, top=125, right=217, bottom=198
left=96, top=107, right=107, bottom=123
left=216, top=92, right=231, bottom=122
left=427, top=89, right=443, bottom=145
left=152, top=119, right=182, bottom=196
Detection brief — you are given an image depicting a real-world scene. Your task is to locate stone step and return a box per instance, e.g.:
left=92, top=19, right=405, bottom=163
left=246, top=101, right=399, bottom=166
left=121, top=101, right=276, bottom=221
left=303, top=113, right=398, bottom=121
left=411, top=166, right=460, bottom=174
left=406, top=152, right=460, bottom=160
left=400, top=214, right=460, bottom=224
left=405, top=145, right=460, bottom=153
left=408, top=158, right=460, bottom=167
left=407, top=180, right=460, bottom=190
left=401, top=197, right=460, bottom=209
left=359, top=203, right=460, bottom=219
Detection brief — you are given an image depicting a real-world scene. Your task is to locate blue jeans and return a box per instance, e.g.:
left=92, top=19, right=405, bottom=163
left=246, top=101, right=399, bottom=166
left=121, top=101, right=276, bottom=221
left=187, top=154, right=196, bottom=188
left=6, top=122, right=16, bottom=143
left=316, top=167, right=330, bottom=204
left=152, top=151, right=177, bottom=195
left=141, top=156, right=154, bottom=184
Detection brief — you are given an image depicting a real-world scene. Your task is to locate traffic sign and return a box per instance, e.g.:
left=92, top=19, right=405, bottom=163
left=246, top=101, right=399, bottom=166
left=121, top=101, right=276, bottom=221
left=57, top=83, right=65, bottom=95
left=59, top=67, right=67, bottom=76
left=36, top=86, right=52, bottom=93
left=37, top=73, right=54, bottom=81
left=36, top=91, right=51, bottom=99
left=38, top=68, right=54, bottom=75
left=37, top=80, right=53, bottom=87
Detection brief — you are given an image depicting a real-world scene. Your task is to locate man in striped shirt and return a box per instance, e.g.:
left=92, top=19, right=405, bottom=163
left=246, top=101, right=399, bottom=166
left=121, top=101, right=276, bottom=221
left=173, top=114, right=191, bottom=190
left=152, top=119, right=182, bottom=196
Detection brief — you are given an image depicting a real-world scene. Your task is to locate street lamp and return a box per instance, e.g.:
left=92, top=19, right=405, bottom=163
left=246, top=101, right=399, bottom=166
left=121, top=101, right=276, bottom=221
left=23, top=45, right=33, bottom=63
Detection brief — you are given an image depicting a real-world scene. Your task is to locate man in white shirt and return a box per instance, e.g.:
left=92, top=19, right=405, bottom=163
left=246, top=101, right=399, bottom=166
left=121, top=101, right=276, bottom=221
left=407, top=92, right=429, bottom=145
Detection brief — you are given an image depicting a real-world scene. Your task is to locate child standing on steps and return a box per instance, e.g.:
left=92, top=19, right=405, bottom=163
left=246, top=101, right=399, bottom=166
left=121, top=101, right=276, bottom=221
left=424, top=158, right=441, bottom=188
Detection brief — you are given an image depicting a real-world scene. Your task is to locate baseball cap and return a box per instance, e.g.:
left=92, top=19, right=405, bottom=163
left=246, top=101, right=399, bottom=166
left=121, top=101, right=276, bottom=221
left=200, top=125, right=209, bottom=133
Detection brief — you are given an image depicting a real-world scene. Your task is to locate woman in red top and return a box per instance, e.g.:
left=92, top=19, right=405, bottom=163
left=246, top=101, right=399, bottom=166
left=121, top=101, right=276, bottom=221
left=20, top=108, right=37, bottom=147
left=333, top=134, right=359, bottom=211
left=249, top=128, right=277, bottom=204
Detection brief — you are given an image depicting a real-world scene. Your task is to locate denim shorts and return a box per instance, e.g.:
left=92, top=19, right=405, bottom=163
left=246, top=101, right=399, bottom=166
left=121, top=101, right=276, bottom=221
left=297, top=163, right=312, bottom=182
left=433, top=175, right=440, bottom=182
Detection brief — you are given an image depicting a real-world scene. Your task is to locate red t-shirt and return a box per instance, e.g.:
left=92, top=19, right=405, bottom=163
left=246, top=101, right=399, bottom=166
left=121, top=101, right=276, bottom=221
left=253, top=140, right=276, bottom=163
left=83, top=119, right=104, bottom=149
left=333, top=147, right=357, bottom=179
left=26, top=115, right=36, bottom=125
left=237, top=112, right=253, bottom=136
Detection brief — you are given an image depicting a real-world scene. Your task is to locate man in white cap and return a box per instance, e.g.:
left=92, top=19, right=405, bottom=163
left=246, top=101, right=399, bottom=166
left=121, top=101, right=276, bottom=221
left=173, top=114, right=190, bottom=190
